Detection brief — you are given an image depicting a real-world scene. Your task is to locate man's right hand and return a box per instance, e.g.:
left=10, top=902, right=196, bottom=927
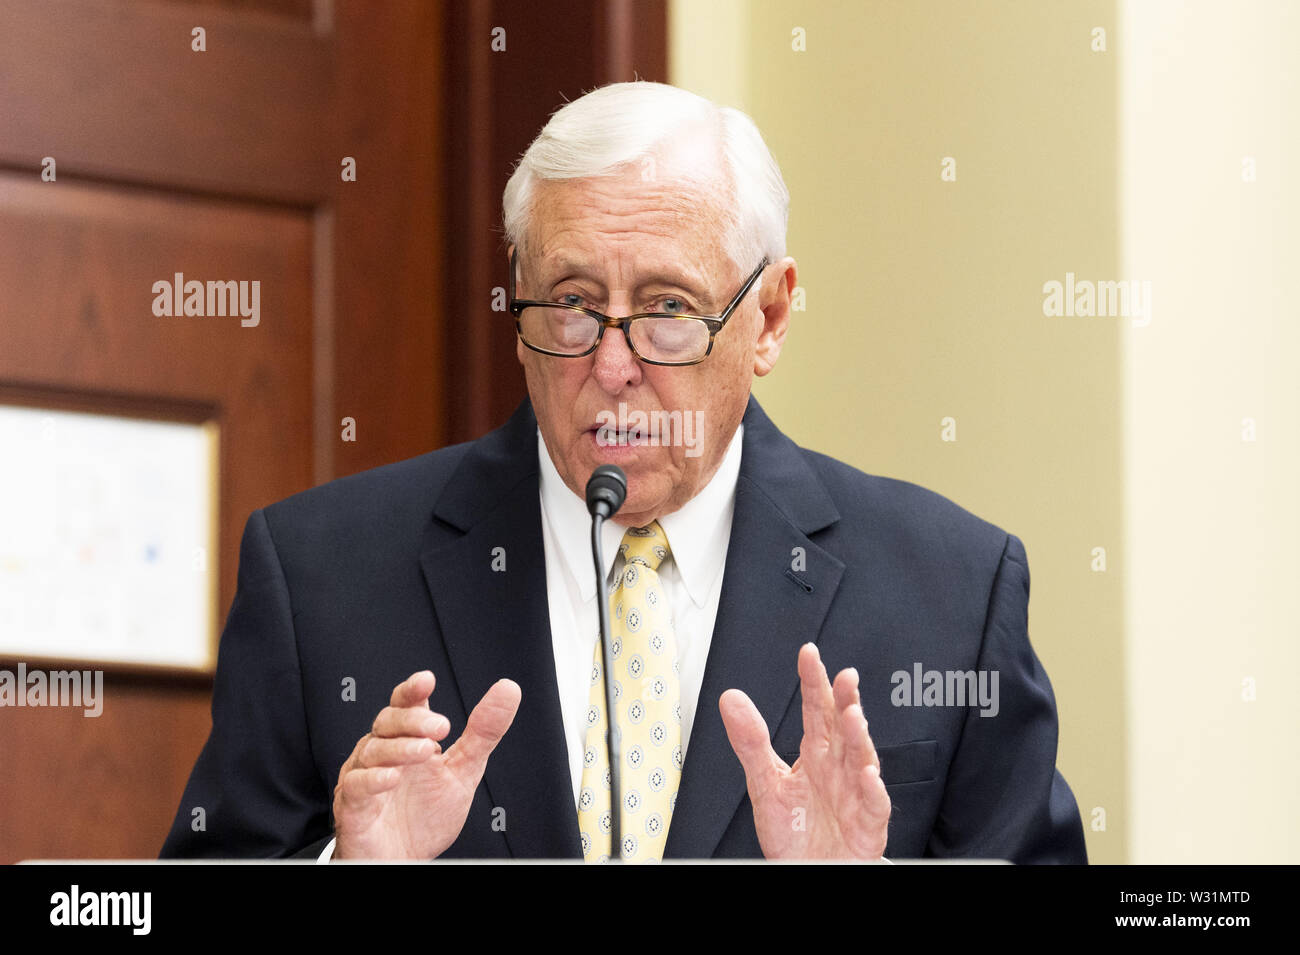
left=332, top=670, right=521, bottom=860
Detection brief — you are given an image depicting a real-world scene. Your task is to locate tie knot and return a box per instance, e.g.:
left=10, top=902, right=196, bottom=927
left=618, top=521, right=671, bottom=571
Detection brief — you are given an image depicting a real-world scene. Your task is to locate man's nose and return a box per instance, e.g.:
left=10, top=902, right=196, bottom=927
left=591, top=303, right=642, bottom=393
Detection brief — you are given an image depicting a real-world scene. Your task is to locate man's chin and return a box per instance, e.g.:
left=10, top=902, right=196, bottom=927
left=565, top=434, right=681, bottom=520
left=612, top=499, right=667, bottom=528
left=598, top=473, right=671, bottom=526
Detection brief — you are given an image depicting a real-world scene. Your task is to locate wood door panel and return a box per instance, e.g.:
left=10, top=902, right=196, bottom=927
left=0, top=0, right=453, bottom=863
left=162, top=0, right=315, bottom=24
left=0, top=0, right=333, bottom=204
left=0, top=171, right=315, bottom=653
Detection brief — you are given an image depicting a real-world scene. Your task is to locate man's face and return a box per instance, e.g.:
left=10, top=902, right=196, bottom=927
left=514, top=147, right=795, bottom=527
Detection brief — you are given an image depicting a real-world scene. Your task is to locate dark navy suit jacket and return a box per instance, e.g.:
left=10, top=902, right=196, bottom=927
left=160, top=396, right=1087, bottom=862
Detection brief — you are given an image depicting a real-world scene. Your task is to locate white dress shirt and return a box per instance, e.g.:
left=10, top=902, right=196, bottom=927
left=538, top=425, right=743, bottom=807
left=320, top=423, right=743, bottom=861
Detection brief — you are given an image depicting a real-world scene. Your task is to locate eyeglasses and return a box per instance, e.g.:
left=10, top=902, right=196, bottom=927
left=508, top=249, right=769, bottom=366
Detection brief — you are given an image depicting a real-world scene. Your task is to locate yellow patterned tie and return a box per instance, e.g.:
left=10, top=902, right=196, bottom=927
left=577, top=521, right=682, bottom=862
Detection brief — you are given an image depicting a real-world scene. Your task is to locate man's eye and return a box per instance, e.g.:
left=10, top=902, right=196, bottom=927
left=559, top=293, right=585, bottom=307
left=655, top=297, right=690, bottom=314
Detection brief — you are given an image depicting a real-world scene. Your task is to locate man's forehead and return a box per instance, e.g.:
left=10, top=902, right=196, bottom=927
left=528, top=180, right=731, bottom=273
left=534, top=166, right=727, bottom=222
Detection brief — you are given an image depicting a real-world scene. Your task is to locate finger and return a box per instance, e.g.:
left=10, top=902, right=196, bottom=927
left=832, top=667, right=860, bottom=711
left=446, top=679, right=522, bottom=776
left=355, top=735, right=437, bottom=769
left=719, top=689, right=786, bottom=798
left=840, top=703, right=880, bottom=774
left=798, top=643, right=835, bottom=749
left=840, top=702, right=871, bottom=770
left=390, top=670, right=436, bottom=709
left=828, top=668, right=859, bottom=764
left=859, top=763, right=891, bottom=824
left=339, top=766, right=401, bottom=801
left=340, top=732, right=371, bottom=774
left=829, top=668, right=862, bottom=766
left=372, top=705, right=451, bottom=742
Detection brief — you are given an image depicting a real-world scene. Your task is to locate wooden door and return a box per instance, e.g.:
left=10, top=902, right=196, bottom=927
left=0, top=0, right=441, bottom=862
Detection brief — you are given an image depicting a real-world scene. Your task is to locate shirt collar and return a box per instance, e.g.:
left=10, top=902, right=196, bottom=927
left=537, top=423, right=744, bottom=608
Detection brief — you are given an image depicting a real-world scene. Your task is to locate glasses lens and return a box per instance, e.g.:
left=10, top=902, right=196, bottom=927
left=630, top=316, right=710, bottom=364
left=519, top=306, right=600, bottom=355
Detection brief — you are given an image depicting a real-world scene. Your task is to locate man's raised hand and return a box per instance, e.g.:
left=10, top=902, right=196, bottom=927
left=719, top=643, right=891, bottom=860
left=332, top=670, right=521, bottom=860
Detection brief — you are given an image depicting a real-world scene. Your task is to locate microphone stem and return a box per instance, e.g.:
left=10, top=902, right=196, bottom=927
left=591, top=512, right=622, bottom=860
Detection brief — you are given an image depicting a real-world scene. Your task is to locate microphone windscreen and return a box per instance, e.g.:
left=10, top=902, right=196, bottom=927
left=585, top=465, right=627, bottom=518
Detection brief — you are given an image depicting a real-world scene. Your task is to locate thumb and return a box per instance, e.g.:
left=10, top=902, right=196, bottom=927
left=447, top=679, right=522, bottom=777
left=719, top=689, right=784, bottom=790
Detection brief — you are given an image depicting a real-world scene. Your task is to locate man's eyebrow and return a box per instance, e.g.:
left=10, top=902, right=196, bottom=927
left=534, top=256, right=595, bottom=284
left=537, top=258, right=715, bottom=303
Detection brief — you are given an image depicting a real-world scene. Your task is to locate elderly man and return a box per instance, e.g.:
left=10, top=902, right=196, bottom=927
left=161, top=82, right=1086, bottom=863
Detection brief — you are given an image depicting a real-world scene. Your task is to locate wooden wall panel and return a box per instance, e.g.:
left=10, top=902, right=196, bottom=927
left=162, top=0, right=316, bottom=23
left=0, top=173, right=316, bottom=622
left=0, top=0, right=334, bottom=204
left=0, top=679, right=212, bottom=860
left=329, top=0, right=442, bottom=478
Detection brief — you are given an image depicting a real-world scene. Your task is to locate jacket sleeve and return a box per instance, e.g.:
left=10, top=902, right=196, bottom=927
left=159, top=508, right=333, bottom=858
left=925, top=533, right=1088, bottom=864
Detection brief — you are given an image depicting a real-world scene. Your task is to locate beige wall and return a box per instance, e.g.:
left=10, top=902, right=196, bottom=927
left=673, top=0, right=1299, bottom=863
left=1119, top=0, right=1300, bottom=863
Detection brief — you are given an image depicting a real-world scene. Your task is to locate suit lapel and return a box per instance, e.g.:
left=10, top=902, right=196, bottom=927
left=665, top=396, right=845, bottom=859
left=419, top=400, right=581, bottom=859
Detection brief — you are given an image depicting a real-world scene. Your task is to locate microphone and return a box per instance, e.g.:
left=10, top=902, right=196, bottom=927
left=585, top=465, right=626, bottom=860
left=585, top=464, right=626, bottom=520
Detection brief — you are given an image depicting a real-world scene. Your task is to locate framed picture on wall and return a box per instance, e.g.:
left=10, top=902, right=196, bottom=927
left=0, top=388, right=219, bottom=674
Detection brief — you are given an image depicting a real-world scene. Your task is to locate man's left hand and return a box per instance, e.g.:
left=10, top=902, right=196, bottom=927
left=719, top=643, right=891, bottom=860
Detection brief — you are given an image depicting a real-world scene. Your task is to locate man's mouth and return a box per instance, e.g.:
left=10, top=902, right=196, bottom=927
left=590, top=424, right=649, bottom=446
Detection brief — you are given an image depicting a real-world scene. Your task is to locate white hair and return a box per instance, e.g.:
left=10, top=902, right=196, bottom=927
left=502, top=81, right=789, bottom=275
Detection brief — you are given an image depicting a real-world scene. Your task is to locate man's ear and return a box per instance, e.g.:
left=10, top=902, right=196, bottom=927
left=754, top=256, right=796, bottom=377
